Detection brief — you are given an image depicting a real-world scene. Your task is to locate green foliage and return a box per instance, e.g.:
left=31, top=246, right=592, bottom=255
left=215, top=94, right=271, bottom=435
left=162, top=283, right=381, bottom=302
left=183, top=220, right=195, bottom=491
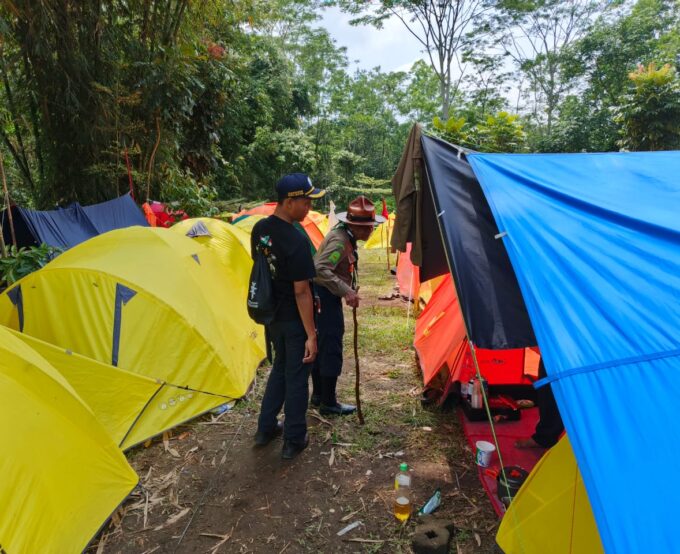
left=159, top=166, right=219, bottom=217
left=245, top=127, right=316, bottom=198
left=432, top=111, right=526, bottom=152
left=0, top=244, right=61, bottom=287
left=615, top=63, right=680, bottom=151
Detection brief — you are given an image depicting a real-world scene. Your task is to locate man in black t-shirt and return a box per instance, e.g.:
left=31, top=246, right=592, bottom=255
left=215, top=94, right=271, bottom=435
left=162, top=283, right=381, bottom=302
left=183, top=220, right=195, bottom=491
left=251, top=173, right=325, bottom=460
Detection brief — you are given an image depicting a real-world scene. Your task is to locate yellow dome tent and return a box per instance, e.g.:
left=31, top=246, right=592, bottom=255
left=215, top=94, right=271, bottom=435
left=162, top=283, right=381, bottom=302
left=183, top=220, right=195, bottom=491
left=363, top=212, right=395, bottom=249
left=0, top=325, right=137, bottom=553
left=232, top=213, right=265, bottom=235
left=0, top=228, right=264, bottom=447
left=172, top=217, right=254, bottom=292
left=8, top=328, right=223, bottom=449
left=307, top=210, right=330, bottom=235
left=173, top=216, right=252, bottom=256
left=496, top=435, right=604, bottom=553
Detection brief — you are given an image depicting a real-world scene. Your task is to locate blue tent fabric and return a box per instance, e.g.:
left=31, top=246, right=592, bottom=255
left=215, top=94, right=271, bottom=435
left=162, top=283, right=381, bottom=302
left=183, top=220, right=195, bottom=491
left=81, top=193, right=148, bottom=234
left=8, top=193, right=148, bottom=249
left=468, top=151, right=680, bottom=553
left=18, top=204, right=98, bottom=249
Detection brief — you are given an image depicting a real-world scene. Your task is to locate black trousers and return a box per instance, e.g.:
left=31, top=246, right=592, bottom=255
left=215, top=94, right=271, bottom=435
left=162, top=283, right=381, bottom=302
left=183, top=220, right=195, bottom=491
left=311, top=285, right=345, bottom=404
left=258, top=318, right=310, bottom=443
left=533, top=361, right=565, bottom=448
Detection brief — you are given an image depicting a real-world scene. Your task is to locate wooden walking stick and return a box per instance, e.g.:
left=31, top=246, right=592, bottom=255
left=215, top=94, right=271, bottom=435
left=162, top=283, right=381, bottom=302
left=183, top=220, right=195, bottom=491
left=352, top=286, right=365, bottom=424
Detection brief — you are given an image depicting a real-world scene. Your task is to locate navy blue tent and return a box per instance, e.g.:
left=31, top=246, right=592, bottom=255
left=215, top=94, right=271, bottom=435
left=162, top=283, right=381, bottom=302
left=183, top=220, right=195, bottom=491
left=1, top=193, right=148, bottom=250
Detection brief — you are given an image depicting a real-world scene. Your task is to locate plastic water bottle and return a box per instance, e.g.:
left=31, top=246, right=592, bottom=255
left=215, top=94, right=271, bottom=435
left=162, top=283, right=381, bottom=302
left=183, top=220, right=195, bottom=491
left=471, top=379, right=483, bottom=409
left=394, top=462, right=412, bottom=521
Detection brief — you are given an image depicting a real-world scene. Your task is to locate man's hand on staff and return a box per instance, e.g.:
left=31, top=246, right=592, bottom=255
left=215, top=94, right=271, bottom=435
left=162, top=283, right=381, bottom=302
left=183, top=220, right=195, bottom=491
left=345, top=289, right=361, bottom=308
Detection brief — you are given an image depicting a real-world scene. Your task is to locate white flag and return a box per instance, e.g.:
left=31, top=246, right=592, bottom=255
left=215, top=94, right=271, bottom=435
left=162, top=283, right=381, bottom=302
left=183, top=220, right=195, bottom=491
left=327, top=200, right=339, bottom=229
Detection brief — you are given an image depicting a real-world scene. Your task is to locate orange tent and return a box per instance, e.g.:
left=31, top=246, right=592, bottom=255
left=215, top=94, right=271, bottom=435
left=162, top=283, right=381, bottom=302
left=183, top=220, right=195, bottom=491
left=233, top=203, right=324, bottom=250
left=415, top=276, right=539, bottom=397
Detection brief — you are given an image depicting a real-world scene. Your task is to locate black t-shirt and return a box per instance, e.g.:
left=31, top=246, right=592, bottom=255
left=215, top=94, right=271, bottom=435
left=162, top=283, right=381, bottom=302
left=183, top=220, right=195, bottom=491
left=251, top=215, right=316, bottom=322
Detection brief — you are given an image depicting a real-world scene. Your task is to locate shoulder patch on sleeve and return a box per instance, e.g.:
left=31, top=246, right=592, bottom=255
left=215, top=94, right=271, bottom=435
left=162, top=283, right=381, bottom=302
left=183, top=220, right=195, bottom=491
left=328, top=250, right=342, bottom=265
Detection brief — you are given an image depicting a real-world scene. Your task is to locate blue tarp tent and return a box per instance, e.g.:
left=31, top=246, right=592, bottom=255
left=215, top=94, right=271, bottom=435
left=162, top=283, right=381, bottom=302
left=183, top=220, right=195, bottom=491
left=1, top=193, right=148, bottom=249
left=467, top=151, right=680, bottom=553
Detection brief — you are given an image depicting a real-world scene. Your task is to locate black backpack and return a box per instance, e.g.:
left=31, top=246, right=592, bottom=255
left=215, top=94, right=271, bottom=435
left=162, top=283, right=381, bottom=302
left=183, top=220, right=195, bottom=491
left=247, top=237, right=277, bottom=325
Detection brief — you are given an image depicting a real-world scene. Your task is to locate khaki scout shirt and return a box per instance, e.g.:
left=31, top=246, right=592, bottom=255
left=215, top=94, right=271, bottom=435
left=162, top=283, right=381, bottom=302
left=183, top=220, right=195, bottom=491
left=314, top=227, right=356, bottom=298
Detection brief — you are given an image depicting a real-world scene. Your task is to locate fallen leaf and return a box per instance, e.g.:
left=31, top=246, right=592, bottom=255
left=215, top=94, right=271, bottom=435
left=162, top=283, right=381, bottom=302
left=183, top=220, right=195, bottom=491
left=329, top=447, right=335, bottom=467
left=475, top=532, right=481, bottom=547
left=167, top=447, right=181, bottom=458
left=154, top=507, right=190, bottom=530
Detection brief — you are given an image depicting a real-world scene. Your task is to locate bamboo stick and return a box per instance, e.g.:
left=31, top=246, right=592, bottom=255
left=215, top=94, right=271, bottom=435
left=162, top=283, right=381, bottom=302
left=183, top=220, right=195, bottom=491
left=352, top=303, right=364, bottom=425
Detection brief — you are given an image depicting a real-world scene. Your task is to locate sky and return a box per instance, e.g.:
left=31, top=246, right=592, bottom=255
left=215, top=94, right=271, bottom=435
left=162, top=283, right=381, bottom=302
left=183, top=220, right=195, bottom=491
left=319, top=6, right=427, bottom=74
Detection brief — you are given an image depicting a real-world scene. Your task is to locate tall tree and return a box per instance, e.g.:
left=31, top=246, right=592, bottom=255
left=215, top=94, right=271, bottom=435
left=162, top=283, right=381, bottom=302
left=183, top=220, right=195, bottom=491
left=337, top=0, right=492, bottom=119
left=615, top=63, right=680, bottom=151
left=493, top=0, right=609, bottom=140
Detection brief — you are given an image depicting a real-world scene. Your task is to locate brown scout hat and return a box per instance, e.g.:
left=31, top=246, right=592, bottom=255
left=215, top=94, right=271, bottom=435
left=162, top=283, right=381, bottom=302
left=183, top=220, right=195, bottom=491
left=336, top=196, right=386, bottom=227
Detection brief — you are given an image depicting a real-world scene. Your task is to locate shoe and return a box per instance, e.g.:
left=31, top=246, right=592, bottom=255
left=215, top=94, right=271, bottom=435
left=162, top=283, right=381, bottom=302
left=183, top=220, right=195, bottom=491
left=310, top=394, right=321, bottom=407
left=281, top=435, right=309, bottom=460
left=254, top=420, right=283, bottom=446
left=319, top=402, right=357, bottom=416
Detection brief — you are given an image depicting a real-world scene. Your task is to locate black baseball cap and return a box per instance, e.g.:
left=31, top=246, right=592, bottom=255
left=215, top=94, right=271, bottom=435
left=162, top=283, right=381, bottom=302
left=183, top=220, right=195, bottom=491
left=275, top=173, right=325, bottom=200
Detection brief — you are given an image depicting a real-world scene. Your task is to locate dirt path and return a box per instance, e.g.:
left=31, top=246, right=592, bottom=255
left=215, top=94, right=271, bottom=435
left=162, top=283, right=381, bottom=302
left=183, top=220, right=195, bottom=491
left=94, top=252, right=499, bottom=553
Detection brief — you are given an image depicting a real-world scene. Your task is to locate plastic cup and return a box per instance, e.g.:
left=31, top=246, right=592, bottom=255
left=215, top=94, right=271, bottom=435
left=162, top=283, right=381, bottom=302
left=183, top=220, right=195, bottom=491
left=475, top=440, right=496, bottom=467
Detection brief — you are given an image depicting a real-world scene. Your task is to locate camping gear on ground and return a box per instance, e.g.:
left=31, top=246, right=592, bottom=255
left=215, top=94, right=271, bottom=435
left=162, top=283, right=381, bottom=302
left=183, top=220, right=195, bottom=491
left=394, top=462, right=412, bottom=521
left=0, top=325, right=137, bottom=552
left=496, top=466, right=529, bottom=506
left=2, top=192, right=148, bottom=249
left=0, top=227, right=264, bottom=449
left=418, top=489, right=442, bottom=516
left=475, top=440, right=496, bottom=467
left=462, top=393, right=521, bottom=423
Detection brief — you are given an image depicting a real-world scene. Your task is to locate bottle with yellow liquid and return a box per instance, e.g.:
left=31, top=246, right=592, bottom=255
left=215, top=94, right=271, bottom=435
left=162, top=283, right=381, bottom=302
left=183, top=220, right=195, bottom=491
left=394, top=462, right=412, bottom=521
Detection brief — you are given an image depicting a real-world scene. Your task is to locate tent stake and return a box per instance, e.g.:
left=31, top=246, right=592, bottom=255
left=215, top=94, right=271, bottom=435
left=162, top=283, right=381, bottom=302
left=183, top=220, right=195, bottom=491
left=352, top=303, right=365, bottom=425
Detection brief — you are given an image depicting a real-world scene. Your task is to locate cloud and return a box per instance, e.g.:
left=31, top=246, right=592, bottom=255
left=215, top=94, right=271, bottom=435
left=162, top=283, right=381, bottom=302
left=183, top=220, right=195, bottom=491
left=320, top=7, right=426, bottom=73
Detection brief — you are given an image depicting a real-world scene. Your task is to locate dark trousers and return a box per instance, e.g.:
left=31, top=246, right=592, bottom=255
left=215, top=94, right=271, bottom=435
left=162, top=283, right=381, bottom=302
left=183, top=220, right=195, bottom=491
left=533, top=361, right=565, bottom=448
left=311, top=285, right=344, bottom=404
left=258, top=319, right=310, bottom=443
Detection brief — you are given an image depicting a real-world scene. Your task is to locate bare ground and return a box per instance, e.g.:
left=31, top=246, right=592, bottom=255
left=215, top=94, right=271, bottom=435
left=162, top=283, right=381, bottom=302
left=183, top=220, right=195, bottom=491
left=92, top=252, right=500, bottom=554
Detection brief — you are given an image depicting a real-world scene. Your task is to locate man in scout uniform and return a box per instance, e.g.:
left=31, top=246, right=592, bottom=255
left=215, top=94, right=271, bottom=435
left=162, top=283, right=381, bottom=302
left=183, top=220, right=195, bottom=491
left=251, top=173, right=325, bottom=460
left=311, top=196, right=385, bottom=415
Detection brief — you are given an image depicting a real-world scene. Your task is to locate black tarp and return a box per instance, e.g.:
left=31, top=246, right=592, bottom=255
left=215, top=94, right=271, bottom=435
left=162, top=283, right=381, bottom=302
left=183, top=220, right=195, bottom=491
left=1, top=193, right=148, bottom=249
left=420, top=134, right=536, bottom=349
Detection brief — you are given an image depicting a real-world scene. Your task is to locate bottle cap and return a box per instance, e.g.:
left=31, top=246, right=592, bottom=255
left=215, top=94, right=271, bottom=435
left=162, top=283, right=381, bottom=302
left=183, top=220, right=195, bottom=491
left=400, top=462, right=408, bottom=472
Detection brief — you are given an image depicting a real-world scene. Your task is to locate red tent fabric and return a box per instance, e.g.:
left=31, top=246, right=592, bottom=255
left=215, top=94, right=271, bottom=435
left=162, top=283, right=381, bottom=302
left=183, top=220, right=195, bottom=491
left=397, top=244, right=420, bottom=301
left=142, top=201, right=188, bottom=228
left=234, top=203, right=324, bottom=250
left=415, top=276, right=538, bottom=397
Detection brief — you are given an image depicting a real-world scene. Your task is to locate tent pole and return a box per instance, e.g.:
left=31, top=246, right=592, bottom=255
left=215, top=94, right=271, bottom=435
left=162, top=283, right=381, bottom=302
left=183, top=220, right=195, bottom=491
left=421, top=150, right=525, bottom=534
left=0, top=150, right=16, bottom=248
left=385, top=221, right=391, bottom=271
